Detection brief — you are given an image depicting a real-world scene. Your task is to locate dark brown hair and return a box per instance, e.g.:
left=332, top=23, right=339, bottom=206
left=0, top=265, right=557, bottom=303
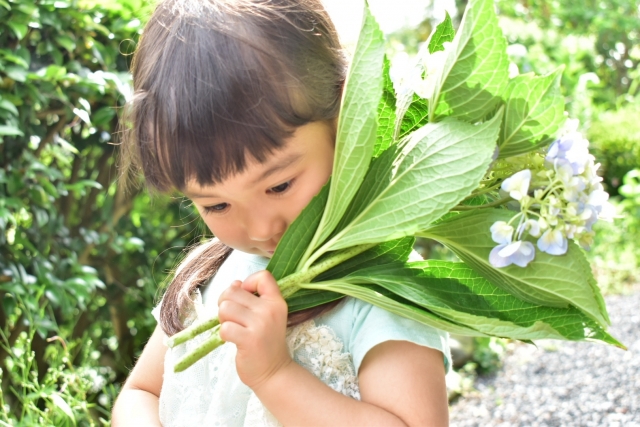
left=120, top=0, right=348, bottom=336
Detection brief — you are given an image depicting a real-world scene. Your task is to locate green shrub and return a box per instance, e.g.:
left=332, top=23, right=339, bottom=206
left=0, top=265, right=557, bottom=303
left=0, top=0, right=201, bottom=422
left=588, top=169, right=640, bottom=293
left=588, top=105, right=640, bottom=195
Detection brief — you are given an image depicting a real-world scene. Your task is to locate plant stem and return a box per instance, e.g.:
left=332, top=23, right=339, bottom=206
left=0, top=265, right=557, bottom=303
left=171, top=242, right=377, bottom=371
left=278, top=242, right=377, bottom=298
left=462, top=182, right=502, bottom=200
left=452, top=196, right=511, bottom=210
left=174, top=325, right=222, bottom=372
left=166, top=317, right=220, bottom=348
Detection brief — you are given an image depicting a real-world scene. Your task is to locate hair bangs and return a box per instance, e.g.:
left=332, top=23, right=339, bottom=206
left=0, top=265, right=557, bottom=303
left=135, top=22, right=313, bottom=191
left=121, top=0, right=346, bottom=193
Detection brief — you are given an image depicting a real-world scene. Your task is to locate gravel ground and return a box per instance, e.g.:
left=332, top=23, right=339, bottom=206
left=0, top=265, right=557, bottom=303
left=449, top=285, right=640, bottom=427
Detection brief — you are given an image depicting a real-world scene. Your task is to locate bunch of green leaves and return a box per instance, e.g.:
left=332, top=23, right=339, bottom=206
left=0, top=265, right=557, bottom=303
left=169, top=0, right=622, bottom=372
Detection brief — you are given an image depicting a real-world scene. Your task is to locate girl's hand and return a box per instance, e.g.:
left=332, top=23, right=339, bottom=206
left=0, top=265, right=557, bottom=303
left=217, top=270, right=292, bottom=390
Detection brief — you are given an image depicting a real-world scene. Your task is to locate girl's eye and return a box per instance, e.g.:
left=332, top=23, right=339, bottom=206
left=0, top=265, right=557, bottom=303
left=268, top=180, right=292, bottom=194
left=202, top=203, right=229, bottom=214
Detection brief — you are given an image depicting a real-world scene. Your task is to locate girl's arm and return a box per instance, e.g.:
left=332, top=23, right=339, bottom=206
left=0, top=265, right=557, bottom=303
left=111, top=325, right=167, bottom=426
left=255, top=340, right=448, bottom=426
left=219, top=271, right=449, bottom=427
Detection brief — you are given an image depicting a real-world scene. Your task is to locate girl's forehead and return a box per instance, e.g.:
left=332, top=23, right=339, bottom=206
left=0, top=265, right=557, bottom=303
left=184, top=121, right=335, bottom=197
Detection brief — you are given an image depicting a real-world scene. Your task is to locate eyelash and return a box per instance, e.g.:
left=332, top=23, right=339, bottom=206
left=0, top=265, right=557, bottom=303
left=201, top=179, right=294, bottom=215
left=267, top=179, right=294, bottom=195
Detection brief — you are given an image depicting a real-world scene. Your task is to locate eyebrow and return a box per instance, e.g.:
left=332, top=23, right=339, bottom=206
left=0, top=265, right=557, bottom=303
left=250, top=151, right=303, bottom=185
left=183, top=151, right=303, bottom=199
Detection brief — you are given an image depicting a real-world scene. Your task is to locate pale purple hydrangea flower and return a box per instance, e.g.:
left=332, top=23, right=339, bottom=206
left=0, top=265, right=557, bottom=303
left=489, top=240, right=536, bottom=268
left=501, top=169, right=531, bottom=201
left=537, top=228, right=568, bottom=255
left=488, top=119, right=614, bottom=267
left=545, top=131, right=591, bottom=176
left=517, top=219, right=541, bottom=238
left=490, top=221, right=513, bottom=245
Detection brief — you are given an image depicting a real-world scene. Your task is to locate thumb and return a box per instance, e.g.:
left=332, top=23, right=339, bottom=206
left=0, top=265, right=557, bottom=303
left=241, top=270, right=282, bottom=300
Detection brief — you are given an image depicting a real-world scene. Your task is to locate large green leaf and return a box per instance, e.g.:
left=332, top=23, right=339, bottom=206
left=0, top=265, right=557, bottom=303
left=342, top=261, right=621, bottom=345
left=428, top=12, right=455, bottom=54
left=315, top=237, right=414, bottom=282
left=267, top=184, right=329, bottom=280
left=498, top=67, right=566, bottom=158
left=421, top=209, right=610, bottom=327
left=303, top=5, right=385, bottom=263
left=398, top=94, right=430, bottom=139
left=287, top=237, right=414, bottom=312
left=322, top=112, right=502, bottom=252
left=299, top=280, right=486, bottom=336
left=331, top=143, right=399, bottom=237
left=394, top=14, right=455, bottom=139
left=286, top=288, right=343, bottom=313
left=430, top=0, right=509, bottom=122
left=373, top=55, right=396, bottom=157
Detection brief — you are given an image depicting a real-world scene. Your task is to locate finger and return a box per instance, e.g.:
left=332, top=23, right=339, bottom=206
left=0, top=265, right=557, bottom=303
left=241, top=270, right=282, bottom=300
left=218, top=281, right=258, bottom=308
left=219, top=320, right=250, bottom=345
left=218, top=299, right=254, bottom=327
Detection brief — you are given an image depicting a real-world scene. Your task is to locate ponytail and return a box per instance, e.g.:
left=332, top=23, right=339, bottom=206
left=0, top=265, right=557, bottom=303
left=159, top=240, right=233, bottom=336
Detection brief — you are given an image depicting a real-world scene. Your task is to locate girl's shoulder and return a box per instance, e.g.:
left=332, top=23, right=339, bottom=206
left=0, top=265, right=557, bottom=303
left=314, top=297, right=452, bottom=373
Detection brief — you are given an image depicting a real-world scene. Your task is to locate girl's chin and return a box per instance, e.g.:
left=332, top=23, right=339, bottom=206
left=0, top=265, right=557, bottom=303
left=251, top=248, right=274, bottom=258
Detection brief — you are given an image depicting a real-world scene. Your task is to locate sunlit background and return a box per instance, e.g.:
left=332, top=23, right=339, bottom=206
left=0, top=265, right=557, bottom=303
left=323, top=0, right=457, bottom=44
left=1, top=0, right=638, bottom=423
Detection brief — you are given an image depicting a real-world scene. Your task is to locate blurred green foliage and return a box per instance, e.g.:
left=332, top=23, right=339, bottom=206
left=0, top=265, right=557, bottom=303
left=588, top=104, right=640, bottom=193
left=0, top=0, right=203, bottom=423
left=589, top=169, right=640, bottom=294
left=494, top=0, right=640, bottom=196
left=0, top=0, right=638, bottom=423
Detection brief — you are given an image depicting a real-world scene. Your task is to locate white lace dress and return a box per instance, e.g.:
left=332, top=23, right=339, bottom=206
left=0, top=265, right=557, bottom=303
left=153, top=250, right=451, bottom=427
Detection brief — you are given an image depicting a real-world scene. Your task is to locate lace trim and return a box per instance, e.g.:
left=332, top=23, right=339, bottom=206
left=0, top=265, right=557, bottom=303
left=287, top=320, right=361, bottom=400
left=159, top=319, right=360, bottom=427
left=244, top=320, right=361, bottom=427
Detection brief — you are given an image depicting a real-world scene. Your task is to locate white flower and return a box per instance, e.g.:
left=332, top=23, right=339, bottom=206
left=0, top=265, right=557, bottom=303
left=537, top=217, right=549, bottom=231
left=537, top=229, right=568, bottom=255
left=587, top=189, right=609, bottom=209
left=563, top=135, right=591, bottom=175
left=554, top=160, right=574, bottom=184
left=544, top=195, right=562, bottom=218
left=490, top=221, right=513, bottom=244
left=489, top=240, right=536, bottom=268
left=517, top=218, right=541, bottom=237
left=564, top=223, right=578, bottom=239
left=546, top=137, right=572, bottom=160
left=415, top=42, right=450, bottom=100
left=584, top=161, right=603, bottom=187
left=578, top=231, right=595, bottom=250
left=580, top=205, right=599, bottom=230
left=502, top=169, right=531, bottom=201
left=546, top=131, right=591, bottom=175
left=563, top=176, right=587, bottom=202
left=598, top=201, right=616, bottom=222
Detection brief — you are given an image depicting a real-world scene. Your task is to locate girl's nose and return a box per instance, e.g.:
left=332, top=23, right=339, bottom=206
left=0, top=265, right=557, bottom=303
left=244, top=211, right=286, bottom=242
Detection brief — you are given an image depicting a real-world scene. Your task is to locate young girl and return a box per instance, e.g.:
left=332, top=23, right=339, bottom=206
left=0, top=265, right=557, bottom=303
left=112, top=0, right=451, bottom=425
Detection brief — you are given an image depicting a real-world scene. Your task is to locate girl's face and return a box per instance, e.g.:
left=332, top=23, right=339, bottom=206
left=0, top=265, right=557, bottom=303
left=184, top=121, right=335, bottom=258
